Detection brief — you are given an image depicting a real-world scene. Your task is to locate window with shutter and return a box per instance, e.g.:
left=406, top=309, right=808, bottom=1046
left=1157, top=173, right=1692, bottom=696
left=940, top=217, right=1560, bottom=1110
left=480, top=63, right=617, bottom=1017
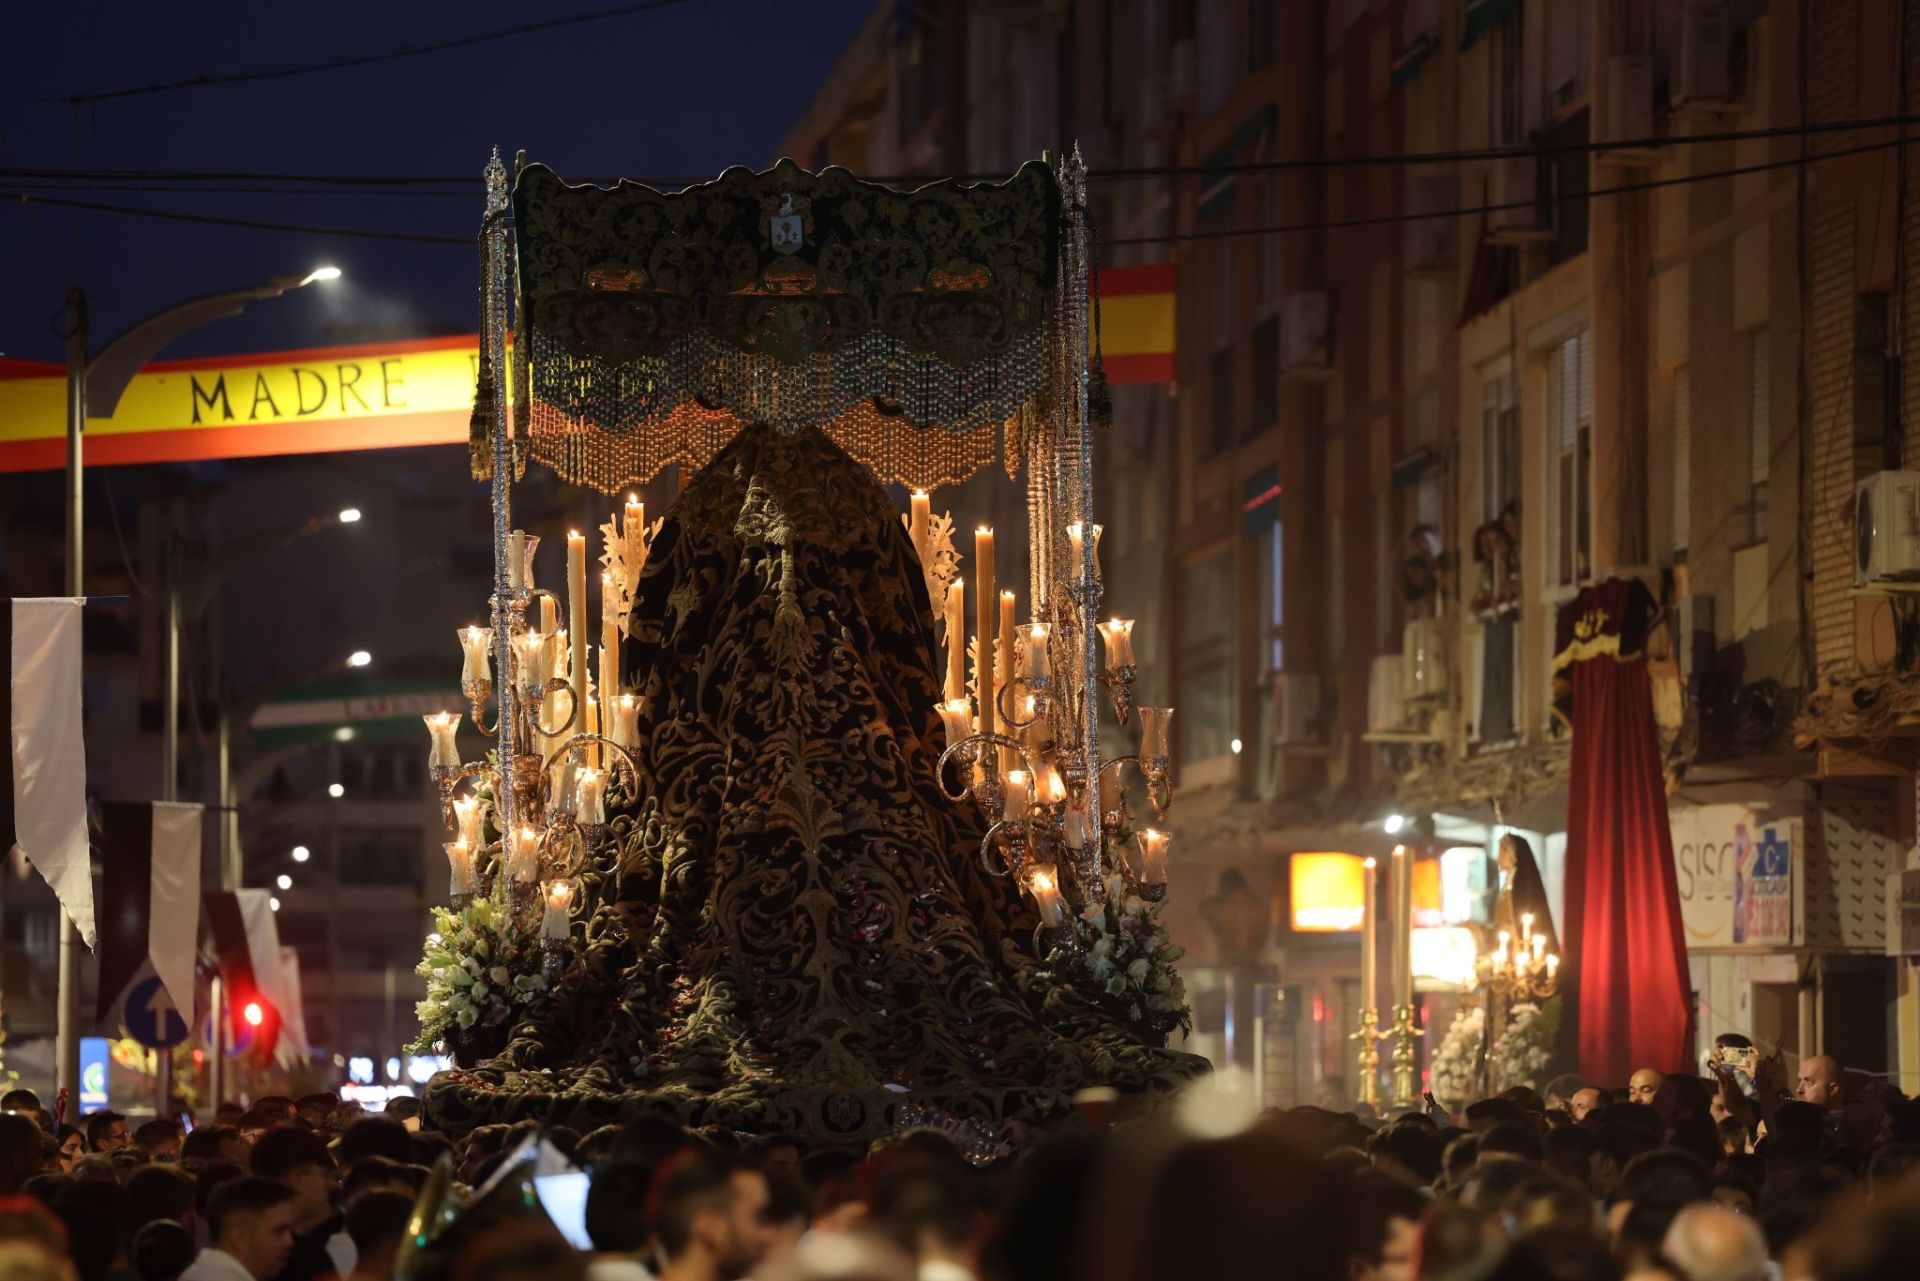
left=1549, top=330, right=1593, bottom=587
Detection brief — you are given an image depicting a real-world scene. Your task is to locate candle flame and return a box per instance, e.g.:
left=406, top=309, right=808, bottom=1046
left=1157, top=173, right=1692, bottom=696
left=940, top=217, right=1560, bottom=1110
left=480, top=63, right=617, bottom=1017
left=1030, top=868, right=1056, bottom=893
left=1363, top=857, right=1377, bottom=869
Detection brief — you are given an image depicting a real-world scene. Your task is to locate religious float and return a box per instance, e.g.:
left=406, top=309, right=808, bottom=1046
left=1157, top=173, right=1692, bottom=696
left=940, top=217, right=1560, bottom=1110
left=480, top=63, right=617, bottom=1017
left=412, top=147, right=1204, bottom=1152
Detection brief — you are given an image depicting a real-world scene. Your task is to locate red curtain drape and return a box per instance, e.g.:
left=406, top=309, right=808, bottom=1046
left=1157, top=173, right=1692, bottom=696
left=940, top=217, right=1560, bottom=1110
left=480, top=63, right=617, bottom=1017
left=1559, top=580, right=1691, bottom=1085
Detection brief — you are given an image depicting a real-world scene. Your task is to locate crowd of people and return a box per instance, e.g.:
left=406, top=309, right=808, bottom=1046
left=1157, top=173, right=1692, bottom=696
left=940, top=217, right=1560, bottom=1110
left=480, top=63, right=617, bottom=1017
left=0, top=1041, right=1912, bottom=1281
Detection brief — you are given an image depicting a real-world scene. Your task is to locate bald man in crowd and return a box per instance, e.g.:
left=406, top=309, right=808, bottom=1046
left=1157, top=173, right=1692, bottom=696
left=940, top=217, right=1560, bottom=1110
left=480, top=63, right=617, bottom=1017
left=1662, top=1203, right=1768, bottom=1281
left=1797, top=1054, right=1845, bottom=1112
left=1569, top=1088, right=1601, bottom=1123
left=1628, top=1068, right=1664, bottom=1108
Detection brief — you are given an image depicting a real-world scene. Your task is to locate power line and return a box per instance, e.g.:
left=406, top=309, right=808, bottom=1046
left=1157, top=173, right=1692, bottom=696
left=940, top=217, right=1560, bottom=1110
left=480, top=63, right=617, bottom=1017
left=4, top=131, right=1911, bottom=251
left=1, top=0, right=706, bottom=107
left=2, top=113, right=1917, bottom=189
left=1106, top=133, right=1915, bottom=246
left=0, top=190, right=471, bottom=244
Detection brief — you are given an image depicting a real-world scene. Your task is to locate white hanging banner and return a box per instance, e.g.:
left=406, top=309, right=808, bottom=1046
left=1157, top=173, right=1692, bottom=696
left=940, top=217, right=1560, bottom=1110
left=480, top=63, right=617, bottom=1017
left=149, top=802, right=204, bottom=1017
left=9, top=598, right=95, bottom=947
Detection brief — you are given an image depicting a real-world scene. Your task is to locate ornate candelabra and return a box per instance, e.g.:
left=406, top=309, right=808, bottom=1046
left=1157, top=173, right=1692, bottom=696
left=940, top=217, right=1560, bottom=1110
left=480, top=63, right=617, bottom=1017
left=1468, top=913, right=1560, bottom=1097
left=421, top=496, right=656, bottom=961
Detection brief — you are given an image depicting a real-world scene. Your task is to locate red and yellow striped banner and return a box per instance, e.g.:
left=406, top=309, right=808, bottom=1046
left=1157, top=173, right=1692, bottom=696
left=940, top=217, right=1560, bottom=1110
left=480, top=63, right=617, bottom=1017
left=0, top=335, right=476, bottom=473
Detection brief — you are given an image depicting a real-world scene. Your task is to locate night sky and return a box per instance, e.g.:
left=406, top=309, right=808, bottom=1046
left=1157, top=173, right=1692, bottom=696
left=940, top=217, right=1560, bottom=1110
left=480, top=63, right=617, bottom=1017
left=1, top=0, right=874, bottom=363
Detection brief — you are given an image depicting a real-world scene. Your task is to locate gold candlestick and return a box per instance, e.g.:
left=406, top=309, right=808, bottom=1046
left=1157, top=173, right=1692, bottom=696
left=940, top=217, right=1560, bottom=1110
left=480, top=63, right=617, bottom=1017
left=1353, top=856, right=1382, bottom=1110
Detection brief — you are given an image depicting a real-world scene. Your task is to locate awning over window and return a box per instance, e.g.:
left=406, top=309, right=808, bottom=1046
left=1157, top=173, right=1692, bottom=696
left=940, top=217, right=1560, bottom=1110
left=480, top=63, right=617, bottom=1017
left=1392, top=30, right=1437, bottom=88
left=1460, top=0, right=1519, bottom=52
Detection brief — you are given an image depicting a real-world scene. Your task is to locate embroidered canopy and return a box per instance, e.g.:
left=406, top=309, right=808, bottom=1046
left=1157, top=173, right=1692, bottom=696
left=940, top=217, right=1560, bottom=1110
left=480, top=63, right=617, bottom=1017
left=485, top=158, right=1066, bottom=493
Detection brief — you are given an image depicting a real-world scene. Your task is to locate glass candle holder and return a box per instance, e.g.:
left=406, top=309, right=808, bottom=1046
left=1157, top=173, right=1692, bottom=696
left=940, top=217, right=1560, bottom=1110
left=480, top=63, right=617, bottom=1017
left=506, top=825, right=542, bottom=885
left=452, top=794, right=486, bottom=850
left=608, top=693, right=642, bottom=752
left=574, top=767, right=607, bottom=826
left=1136, top=827, right=1170, bottom=889
left=540, top=878, right=575, bottom=941
left=939, top=698, right=975, bottom=747
left=458, top=626, right=492, bottom=689
left=1138, top=707, right=1174, bottom=760
left=424, top=712, right=461, bottom=772
left=1026, top=863, right=1067, bottom=927
left=508, top=531, right=540, bottom=594
left=1003, top=770, right=1032, bottom=823
left=1097, top=618, right=1135, bottom=670
left=444, top=839, right=478, bottom=898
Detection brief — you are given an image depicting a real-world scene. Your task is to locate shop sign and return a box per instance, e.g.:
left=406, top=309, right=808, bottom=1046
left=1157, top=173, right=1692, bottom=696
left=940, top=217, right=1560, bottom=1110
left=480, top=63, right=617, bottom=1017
left=1669, top=805, right=1799, bottom=949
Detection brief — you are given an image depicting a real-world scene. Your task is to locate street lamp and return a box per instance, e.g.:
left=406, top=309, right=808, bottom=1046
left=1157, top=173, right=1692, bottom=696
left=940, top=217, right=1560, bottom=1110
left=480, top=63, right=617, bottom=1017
left=347, top=650, right=372, bottom=668
left=275, top=874, right=293, bottom=891
left=58, top=264, right=342, bottom=1105
left=291, top=846, right=311, bottom=864
left=338, top=508, right=363, bottom=524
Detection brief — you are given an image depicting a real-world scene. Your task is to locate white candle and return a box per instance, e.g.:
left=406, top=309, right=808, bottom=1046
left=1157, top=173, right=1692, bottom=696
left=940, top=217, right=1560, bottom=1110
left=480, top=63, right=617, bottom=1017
left=939, top=698, right=974, bottom=747
left=1028, top=864, right=1067, bottom=927
left=1004, top=770, right=1032, bottom=823
left=423, top=712, right=461, bottom=771
left=1532, top=932, right=1547, bottom=962
left=567, top=531, right=589, bottom=745
left=507, top=826, right=542, bottom=885
left=608, top=694, right=641, bottom=752
left=974, top=528, right=996, bottom=740
left=1546, top=954, right=1560, bottom=980
left=459, top=626, right=492, bottom=688
left=541, top=879, right=575, bottom=941
left=624, top=496, right=647, bottom=575
left=508, top=530, right=527, bottom=591
left=944, top=579, right=966, bottom=704
left=444, top=839, right=478, bottom=898
left=1137, top=828, right=1170, bottom=888
left=1022, top=622, right=1050, bottom=681
left=1361, top=857, right=1378, bottom=1019
left=1037, top=763, right=1067, bottom=806
left=452, top=794, right=485, bottom=849
left=574, top=767, right=607, bottom=826
left=908, top=490, right=930, bottom=563
left=1097, top=618, right=1135, bottom=670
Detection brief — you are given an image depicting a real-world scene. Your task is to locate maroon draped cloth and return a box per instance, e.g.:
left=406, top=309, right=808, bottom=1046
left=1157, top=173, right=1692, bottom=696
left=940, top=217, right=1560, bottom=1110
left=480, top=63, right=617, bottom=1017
left=1556, top=579, right=1691, bottom=1084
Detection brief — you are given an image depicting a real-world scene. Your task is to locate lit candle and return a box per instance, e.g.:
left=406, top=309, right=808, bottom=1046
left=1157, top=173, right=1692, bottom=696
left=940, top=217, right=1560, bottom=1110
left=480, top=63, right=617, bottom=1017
left=1521, top=912, right=1534, bottom=939
left=974, top=527, right=996, bottom=740
left=1137, top=828, right=1170, bottom=889
left=458, top=626, right=492, bottom=689
left=444, top=839, right=477, bottom=898
left=423, top=712, right=460, bottom=771
left=452, top=794, right=485, bottom=849
left=1037, top=762, right=1067, bottom=806
left=508, top=530, right=527, bottom=592
left=567, top=531, right=589, bottom=744
left=944, top=579, right=966, bottom=704
left=516, top=630, right=550, bottom=695
left=1003, top=770, right=1031, bottom=822
left=574, top=767, right=607, bottom=826
left=1361, top=857, right=1378, bottom=1022
left=1027, top=864, right=1067, bottom=927
left=507, top=826, right=542, bottom=885
left=1067, top=522, right=1103, bottom=578
left=1531, top=932, right=1547, bottom=962
left=1495, top=930, right=1511, bottom=966
left=624, top=496, right=647, bottom=575
left=541, top=879, right=575, bottom=941
left=939, top=698, right=975, bottom=747
left=1546, top=954, right=1560, bottom=980
left=908, top=490, right=930, bottom=564
left=1097, top=618, right=1135, bottom=670
left=1022, top=622, right=1050, bottom=681
left=1138, top=706, right=1174, bottom=759
left=608, top=694, right=641, bottom=752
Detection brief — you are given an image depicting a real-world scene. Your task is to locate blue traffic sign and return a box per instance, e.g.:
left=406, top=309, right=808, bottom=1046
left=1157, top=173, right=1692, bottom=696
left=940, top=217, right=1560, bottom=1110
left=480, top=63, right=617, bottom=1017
left=123, top=977, right=190, bottom=1050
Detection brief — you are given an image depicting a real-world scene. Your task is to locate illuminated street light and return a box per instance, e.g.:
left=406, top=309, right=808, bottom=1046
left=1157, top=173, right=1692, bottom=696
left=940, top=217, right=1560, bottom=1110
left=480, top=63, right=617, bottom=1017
left=328, top=783, right=345, bottom=799
left=1384, top=814, right=1407, bottom=835
left=244, top=1001, right=265, bottom=1025
left=338, top=507, right=362, bottom=524
left=347, top=650, right=372, bottom=668
left=291, top=845, right=311, bottom=863
left=269, top=897, right=282, bottom=912
left=301, top=265, right=343, bottom=285
left=275, top=874, right=292, bottom=891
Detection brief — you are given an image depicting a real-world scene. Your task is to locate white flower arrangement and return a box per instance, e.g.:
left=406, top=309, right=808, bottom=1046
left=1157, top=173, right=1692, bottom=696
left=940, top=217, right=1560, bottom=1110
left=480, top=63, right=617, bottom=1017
left=1045, top=874, right=1191, bottom=1038
left=410, top=896, right=548, bottom=1053
left=1428, top=1003, right=1484, bottom=1109
left=1424, top=994, right=1563, bottom=1107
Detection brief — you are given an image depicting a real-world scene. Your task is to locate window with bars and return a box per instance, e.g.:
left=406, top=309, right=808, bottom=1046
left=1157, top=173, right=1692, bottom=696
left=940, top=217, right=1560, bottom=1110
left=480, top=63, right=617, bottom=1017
left=1482, top=370, right=1518, bottom=524
left=1749, top=328, right=1770, bottom=544
left=1548, top=330, right=1593, bottom=588
left=1673, top=362, right=1693, bottom=554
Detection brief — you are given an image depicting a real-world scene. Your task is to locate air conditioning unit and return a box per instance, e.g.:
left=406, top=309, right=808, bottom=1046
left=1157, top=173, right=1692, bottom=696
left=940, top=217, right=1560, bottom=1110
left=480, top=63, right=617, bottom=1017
left=1672, top=1, right=1732, bottom=112
left=1856, top=470, right=1920, bottom=584
left=1486, top=155, right=1551, bottom=245
left=1403, top=617, right=1450, bottom=701
left=1598, top=55, right=1658, bottom=167
left=1274, top=673, right=1327, bottom=746
left=1279, top=290, right=1332, bottom=379
left=1367, top=655, right=1409, bottom=734
left=1405, top=174, right=1459, bottom=273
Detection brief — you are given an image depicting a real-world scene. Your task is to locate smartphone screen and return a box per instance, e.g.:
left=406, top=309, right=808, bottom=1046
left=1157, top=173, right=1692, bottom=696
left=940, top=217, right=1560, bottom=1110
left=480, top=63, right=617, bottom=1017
left=533, top=1171, right=593, bottom=1252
